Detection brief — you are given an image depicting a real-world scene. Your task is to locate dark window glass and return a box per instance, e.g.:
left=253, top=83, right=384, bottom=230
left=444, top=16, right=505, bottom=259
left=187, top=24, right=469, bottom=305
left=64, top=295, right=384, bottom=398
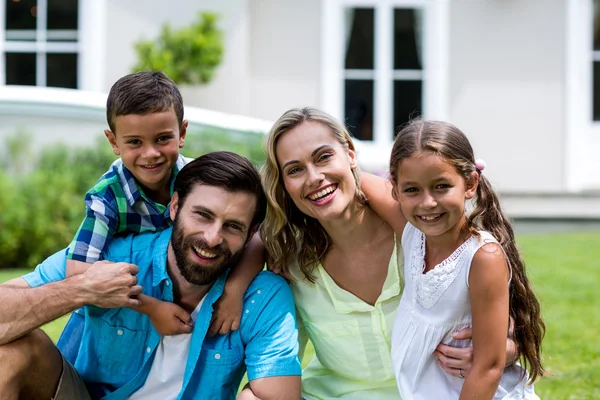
left=5, top=0, right=37, bottom=30
left=394, top=9, right=421, bottom=70
left=593, top=62, right=600, bottom=121
left=344, top=8, right=374, bottom=70
left=345, top=79, right=374, bottom=140
left=6, top=52, right=37, bottom=85
left=47, top=0, right=78, bottom=30
left=393, top=80, right=422, bottom=134
left=47, top=53, right=77, bottom=88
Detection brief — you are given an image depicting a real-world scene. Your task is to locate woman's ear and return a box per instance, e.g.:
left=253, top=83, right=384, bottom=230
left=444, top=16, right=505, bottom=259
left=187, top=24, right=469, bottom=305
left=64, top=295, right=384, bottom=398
left=348, top=148, right=358, bottom=169
left=465, top=171, right=479, bottom=200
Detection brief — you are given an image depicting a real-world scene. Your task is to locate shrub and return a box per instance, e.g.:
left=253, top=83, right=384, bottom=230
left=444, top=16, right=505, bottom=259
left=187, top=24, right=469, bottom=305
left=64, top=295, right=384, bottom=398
left=132, top=12, right=224, bottom=85
left=0, top=129, right=265, bottom=269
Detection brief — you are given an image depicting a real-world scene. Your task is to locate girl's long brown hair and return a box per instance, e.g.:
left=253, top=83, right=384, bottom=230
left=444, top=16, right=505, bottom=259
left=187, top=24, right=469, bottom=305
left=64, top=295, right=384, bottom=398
left=389, top=119, right=545, bottom=383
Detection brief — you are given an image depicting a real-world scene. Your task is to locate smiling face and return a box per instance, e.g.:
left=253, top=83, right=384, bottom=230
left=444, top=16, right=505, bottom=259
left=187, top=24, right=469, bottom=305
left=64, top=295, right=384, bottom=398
left=168, top=184, right=256, bottom=286
left=105, top=110, right=187, bottom=194
left=275, top=120, right=358, bottom=222
left=395, top=152, right=478, bottom=239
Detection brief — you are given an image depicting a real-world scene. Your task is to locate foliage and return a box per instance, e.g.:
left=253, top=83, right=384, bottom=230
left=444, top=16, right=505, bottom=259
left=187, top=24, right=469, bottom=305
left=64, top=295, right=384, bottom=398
left=132, top=12, right=224, bottom=85
left=0, top=129, right=265, bottom=269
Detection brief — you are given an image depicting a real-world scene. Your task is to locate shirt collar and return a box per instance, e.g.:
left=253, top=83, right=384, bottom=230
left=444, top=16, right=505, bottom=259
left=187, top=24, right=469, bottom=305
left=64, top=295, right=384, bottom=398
left=117, top=155, right=187, bottom=207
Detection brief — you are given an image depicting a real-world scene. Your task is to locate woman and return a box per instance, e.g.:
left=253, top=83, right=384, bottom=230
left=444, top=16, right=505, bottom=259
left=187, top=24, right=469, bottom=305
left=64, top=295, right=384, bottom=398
left=259, top=107, right=509, bottom=399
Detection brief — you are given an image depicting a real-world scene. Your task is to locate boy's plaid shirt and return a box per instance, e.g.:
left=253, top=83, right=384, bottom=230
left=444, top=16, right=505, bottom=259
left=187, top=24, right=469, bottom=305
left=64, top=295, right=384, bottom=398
left=66, top=155, right=189, bottom=263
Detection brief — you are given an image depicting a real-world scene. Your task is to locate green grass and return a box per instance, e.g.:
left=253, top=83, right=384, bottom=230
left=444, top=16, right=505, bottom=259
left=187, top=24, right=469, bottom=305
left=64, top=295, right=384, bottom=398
left=1, top=231, right=598, bottom=398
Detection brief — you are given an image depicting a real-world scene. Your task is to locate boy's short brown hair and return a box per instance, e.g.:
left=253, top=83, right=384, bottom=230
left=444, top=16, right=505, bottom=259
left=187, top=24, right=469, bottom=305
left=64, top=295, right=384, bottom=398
left=106, top=71, right=184, bottom=133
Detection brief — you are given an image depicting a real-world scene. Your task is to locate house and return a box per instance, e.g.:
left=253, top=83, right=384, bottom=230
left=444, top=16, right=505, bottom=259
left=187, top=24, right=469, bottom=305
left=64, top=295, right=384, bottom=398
left=1, top=0, right=599, bottom=218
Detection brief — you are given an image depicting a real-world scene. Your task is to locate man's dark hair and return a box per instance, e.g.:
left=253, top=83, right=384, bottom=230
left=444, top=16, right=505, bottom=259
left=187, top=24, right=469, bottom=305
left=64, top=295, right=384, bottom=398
left=106, top=71, right=184, bottom=133
left=174, top=152, right=267, bottom=229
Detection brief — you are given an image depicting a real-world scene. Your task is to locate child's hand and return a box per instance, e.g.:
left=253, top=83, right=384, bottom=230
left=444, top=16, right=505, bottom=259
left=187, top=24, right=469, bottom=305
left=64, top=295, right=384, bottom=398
left=208, top=290, right=243, bottom=337
left=265, top=255, right=291, bottom=280
left=148, top=301, right=193, bottom=336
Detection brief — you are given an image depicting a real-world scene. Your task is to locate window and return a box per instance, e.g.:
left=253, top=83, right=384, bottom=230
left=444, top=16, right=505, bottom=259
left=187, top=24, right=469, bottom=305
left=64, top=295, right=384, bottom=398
left=3, top=0, right=79, bottom=88
left=322, top=0, right=447, bottom=150
left=343, top=6, right=423, bottom=141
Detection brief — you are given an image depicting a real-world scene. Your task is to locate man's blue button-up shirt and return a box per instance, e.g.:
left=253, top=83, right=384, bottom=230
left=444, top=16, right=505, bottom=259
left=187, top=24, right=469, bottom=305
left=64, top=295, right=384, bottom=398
left=23, top=228, right=301, bottom=399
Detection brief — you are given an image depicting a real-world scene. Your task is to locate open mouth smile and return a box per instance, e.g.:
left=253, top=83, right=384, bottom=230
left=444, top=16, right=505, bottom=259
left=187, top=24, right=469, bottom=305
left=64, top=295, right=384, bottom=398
left=192, top=245, right=219, bottom=260
left=307, top=184, right=337, bottom=202
left=140, top=162, right=164, bottom=171
left=417, top=213, right=445, bottom=222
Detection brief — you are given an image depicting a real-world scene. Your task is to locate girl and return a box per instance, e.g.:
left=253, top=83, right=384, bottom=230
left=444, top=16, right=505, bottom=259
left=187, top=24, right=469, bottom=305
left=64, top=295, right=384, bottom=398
left=384, top=119, right=545, bottom=399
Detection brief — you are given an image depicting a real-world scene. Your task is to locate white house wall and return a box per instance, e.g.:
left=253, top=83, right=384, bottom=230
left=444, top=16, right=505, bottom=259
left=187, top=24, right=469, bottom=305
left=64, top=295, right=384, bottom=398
left=104, top=0, right=251, bottom=116
left=247, top=0, right=322, bottom=121
left=448, top=0, right=566, bottom=193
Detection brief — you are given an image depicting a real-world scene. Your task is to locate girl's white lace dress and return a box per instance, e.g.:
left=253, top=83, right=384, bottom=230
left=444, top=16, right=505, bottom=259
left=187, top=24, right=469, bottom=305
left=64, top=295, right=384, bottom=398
left=391, top=223, right=539, bottom=399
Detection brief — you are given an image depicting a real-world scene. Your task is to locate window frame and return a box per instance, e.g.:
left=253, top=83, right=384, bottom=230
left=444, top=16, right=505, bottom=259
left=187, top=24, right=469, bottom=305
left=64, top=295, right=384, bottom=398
left=565, top=0, right=600, bottom=191
left=0, top=0, right=107, bottom=91
left=320, top=0, right=449, bottom=149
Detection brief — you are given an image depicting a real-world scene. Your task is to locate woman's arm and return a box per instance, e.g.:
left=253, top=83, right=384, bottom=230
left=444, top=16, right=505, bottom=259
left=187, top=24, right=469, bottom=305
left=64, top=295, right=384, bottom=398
left=459, top=243, right=510, bottom=400
left=360, top=172, right=407, bottom=234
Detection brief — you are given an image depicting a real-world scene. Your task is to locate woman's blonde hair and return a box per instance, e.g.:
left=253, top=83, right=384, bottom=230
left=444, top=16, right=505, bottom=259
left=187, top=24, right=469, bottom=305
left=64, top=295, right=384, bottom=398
left=260, top=107, right=366, bottom=282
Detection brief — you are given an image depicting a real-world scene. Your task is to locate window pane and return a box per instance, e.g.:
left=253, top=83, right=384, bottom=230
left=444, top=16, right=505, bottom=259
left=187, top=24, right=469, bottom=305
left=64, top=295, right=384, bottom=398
left=48, top=0, right=78, bottom=30
left=6, top=0, right=37, bottom=30
left=344, top=8, right=374, bottom=70
left=345, top=79, right=374, bottom=140
left=6, top=52, right=37, bottom=85
left=593, top=62, right=600, bottom=121
left=393, top=80, right=422, bottom=134
left=394, top=9, right=422, bottom=70
left=47, top=53, right=78, bottom=88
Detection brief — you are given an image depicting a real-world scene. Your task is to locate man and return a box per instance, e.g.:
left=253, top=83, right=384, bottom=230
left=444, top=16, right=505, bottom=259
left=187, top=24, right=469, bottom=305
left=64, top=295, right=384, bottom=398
left=0, top=152, right=301, bottom=399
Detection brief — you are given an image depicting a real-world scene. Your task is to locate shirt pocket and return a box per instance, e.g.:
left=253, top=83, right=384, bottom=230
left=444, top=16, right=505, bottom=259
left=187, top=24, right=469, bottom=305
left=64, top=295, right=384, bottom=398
left=76, top=318, right=148, bottom=386
left=303, top=319, right=370, bottom=380
left=191, top=347, right=244, bottom=397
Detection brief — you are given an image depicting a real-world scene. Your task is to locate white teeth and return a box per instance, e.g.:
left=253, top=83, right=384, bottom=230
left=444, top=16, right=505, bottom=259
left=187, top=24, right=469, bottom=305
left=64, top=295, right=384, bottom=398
left=193, top=245, right=217, bottom=259
left=420, top=214, right=440, bottom=221
left=142, top=164, right=159, bottom=169
left=308, top=186, right=335, bottom=201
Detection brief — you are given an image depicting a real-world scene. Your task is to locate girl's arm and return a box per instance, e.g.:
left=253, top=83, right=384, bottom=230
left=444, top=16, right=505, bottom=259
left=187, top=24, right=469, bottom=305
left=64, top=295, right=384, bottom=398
left=208, top=233, right=265, bottom=336
left=459, top=243, right=510, bottom=400
left=361, top=172, right=407, bottom=234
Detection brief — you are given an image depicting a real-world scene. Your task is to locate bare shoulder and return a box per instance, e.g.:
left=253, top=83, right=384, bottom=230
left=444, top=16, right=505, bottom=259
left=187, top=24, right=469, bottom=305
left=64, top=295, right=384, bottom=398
left=470, top=241, right=510, bottom=286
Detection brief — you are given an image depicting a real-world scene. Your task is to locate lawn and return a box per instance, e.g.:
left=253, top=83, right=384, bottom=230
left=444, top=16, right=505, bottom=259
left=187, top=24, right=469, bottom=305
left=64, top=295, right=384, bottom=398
left=1, top=231, right=598, bottom=398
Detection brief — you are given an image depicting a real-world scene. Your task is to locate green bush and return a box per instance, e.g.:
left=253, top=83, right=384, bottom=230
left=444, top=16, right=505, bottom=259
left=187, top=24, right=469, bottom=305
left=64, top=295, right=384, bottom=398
left=132, top=12, right=224, bottom=85
left=0, top=129, right=265, bottom=269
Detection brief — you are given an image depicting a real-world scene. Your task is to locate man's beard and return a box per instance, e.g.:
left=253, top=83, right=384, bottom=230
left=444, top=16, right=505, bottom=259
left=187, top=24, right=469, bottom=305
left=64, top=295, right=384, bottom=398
left=170, top=212, right=245, bottom=286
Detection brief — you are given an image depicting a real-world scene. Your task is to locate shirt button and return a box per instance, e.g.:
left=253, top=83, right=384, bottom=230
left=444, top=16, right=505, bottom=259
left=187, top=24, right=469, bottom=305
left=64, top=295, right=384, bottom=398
left=146, top=347, right=152, bottom=353
left=245, top=310, right=249, bottom=314
left=214, top=353, right=221, bottom=360
left=117, top=329, right=124, bottom=336
left=166, top=281, right=170, bottom=286
left=251, top=300, right=255, bottom=304
left=257, top=290, right=261, bottom=294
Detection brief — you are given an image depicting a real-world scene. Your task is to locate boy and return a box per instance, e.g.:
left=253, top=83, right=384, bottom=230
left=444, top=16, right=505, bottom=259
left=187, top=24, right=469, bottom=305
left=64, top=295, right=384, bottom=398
left=65, top=71, right=264, bottom=336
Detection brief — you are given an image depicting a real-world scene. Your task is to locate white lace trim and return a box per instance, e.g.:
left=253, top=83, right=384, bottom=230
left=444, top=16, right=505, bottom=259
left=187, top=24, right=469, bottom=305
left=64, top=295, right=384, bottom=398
left=410, top=230, right=477, bottom=309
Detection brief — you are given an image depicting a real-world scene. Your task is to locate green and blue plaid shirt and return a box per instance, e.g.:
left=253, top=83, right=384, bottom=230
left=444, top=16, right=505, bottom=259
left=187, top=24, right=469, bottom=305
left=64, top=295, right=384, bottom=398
left=66, top=155, right=189, bottom=263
